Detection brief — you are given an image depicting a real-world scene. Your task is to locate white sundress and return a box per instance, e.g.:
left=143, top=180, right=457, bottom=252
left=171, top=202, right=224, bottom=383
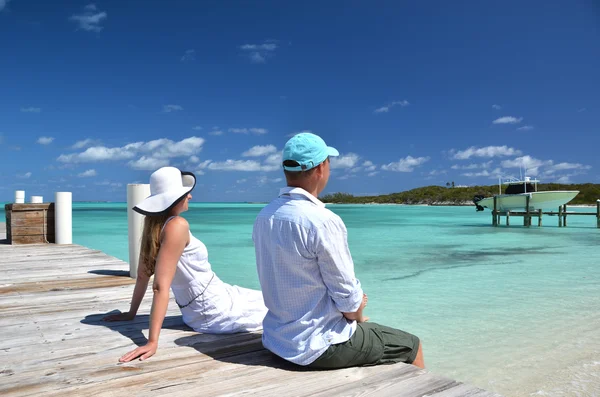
left=164, top=217, right=267, bottom=334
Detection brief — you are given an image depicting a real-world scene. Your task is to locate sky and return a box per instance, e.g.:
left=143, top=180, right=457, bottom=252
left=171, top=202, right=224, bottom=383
left=1, top=1, right=599, bottom=202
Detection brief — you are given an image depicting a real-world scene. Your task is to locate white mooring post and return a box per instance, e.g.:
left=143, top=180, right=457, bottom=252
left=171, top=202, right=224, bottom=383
left=127, top=184, right=150, bottom=278
left=14, top=190, right=25, bottom=203
left=55, top=192, right=73, bottom=244
left=30, top=196, right=43, bottom=203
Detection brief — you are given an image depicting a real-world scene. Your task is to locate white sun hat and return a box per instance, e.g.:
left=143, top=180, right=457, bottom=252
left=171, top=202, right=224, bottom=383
left=133, top=167, right=196, bottom=216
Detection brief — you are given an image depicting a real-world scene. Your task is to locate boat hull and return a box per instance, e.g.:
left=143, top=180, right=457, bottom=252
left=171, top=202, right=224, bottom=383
left=476, top=191, right=579, bottom=211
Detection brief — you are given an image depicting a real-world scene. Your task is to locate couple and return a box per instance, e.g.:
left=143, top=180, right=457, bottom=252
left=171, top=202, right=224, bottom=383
left=105, top=132, right=424, bottom=369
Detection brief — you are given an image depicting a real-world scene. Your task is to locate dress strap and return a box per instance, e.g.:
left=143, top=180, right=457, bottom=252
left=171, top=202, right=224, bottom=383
left=160, top=216, right=178, bottom=235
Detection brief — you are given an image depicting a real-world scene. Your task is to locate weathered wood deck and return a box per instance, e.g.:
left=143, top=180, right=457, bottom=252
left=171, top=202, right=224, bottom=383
left=0, top=239, right=501, bottom=396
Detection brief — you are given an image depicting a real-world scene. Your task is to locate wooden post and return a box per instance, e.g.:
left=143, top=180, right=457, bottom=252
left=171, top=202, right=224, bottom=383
left=558, top=206, right=563, bottom=227
left=538, top=209, right=542, bottom=227
left=506, top=210, right=510, bottom=226
left=524, top=195, right=531, bottom=227
left=563, top=205, right=567, bottom=227
left=597, top=200, right=600, bottom=228
left=493, top=196, right=498, bottom=226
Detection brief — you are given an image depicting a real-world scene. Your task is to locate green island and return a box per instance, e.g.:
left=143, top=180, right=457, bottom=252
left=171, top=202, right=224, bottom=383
left=321, top=183, right=600, bottom=205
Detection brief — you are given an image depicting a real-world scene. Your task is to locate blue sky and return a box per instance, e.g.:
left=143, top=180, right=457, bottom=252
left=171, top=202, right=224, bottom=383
left=1, top=1, right=598, bottom=202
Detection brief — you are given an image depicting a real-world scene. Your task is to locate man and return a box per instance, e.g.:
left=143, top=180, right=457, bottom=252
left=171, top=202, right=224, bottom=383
left=253, top=132, right=424, bottom=369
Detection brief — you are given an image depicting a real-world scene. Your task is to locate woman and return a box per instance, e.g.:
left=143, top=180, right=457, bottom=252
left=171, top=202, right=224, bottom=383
left=104, top=166, right=267, bottom=362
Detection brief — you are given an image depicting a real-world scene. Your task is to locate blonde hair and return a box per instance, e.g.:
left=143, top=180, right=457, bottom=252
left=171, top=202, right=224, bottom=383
left=139, top=214, right=170, bottom=276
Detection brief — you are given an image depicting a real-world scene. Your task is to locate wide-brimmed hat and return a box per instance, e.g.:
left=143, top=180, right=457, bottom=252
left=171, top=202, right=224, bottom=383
left=282, top=132, right=339, bottom=171
left=133, top=167, right=196, bottom=216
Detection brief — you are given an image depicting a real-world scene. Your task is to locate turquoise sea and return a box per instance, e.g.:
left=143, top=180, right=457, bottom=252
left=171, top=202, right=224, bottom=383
left=2, top=203, right=599, bottom=396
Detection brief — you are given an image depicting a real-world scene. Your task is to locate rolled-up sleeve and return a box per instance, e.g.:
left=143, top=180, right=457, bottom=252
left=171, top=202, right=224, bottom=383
left=314, top=216, right=363, bottom=313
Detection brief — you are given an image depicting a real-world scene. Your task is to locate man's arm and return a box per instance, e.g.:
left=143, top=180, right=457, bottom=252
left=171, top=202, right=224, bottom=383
left=314, top=215, right=365, bottom=318
left=342, top=293, right=368, bottom=322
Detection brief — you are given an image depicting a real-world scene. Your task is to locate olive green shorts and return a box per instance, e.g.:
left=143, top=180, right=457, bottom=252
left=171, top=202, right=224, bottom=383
left=307, top=322, right=420, bottom=370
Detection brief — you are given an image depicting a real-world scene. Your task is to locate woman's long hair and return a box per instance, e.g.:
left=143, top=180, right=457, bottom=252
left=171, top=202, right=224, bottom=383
left=139, top=214, right=170, bottom=276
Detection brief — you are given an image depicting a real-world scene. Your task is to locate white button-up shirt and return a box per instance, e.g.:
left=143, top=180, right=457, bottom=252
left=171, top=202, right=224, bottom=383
left=253, top=187, right=364, bottom=365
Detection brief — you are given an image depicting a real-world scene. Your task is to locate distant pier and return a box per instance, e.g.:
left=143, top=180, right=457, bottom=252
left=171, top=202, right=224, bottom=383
left=491, top=198, right=600, bottom=227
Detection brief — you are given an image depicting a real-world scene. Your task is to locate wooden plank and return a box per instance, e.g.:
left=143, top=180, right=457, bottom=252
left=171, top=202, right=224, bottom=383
left=10, top=235, right=54, bottom=245
left=10, top=211, right=55, bottom=221
left=5, top=203, right=54, bottom=211
left=0, top=243, right=500, bottom=397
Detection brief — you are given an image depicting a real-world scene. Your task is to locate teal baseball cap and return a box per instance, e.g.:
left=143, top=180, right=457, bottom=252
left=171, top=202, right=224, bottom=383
left=282, top=133, right=339, bottom=171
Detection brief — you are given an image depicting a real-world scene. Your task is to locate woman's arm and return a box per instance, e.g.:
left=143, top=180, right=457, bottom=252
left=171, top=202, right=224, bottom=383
left=118, top=217, right=189, bottom=362
left=103, top=255, right=150, bottom=322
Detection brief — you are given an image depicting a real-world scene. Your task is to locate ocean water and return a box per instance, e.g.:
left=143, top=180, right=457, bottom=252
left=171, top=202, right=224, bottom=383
left=2, top=202, right=599, bottom=396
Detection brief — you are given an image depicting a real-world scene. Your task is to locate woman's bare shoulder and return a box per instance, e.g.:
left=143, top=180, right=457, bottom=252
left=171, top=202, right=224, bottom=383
left=164, top=216, right=189, bottom=233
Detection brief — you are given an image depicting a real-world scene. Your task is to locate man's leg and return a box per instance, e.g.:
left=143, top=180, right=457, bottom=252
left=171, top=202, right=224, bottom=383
left=412, top=342, right=425, bottom=369
left=307, top=322, right=421, bottom=370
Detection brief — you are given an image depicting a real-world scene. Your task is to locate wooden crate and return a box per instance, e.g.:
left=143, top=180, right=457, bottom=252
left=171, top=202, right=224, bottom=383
left=4, top=203, right=56, bottom=244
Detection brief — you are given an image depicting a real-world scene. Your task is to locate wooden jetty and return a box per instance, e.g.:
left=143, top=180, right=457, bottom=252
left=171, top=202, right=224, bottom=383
left=491, top=198, right=600, bottom=227
left=0, top=239, right=501, bottom=396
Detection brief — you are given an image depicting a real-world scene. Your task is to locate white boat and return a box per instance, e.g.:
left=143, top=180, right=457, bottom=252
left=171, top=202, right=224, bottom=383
left=473, top=177, right=579, bottom=212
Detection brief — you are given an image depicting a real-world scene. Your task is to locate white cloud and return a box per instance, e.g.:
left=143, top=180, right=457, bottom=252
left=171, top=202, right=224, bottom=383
left=367, top=171, right=379, bottom=177
left=363, top=161, right=377, bottom=172
left=17, top=172, right=32, bottom=179
left=58, top=136, right=205, bottom=164
left=264, top=153, right=282, bottom=169
left=462, top=170, right=490, bottom=178
left=556, top=176, right=572, bottom=183
left=0, top=0, right=11, bottom=12
left=493, top=116, right=523, bottom=124
left=550, top=162, right=591, bottom=171
left=189, top=155, right=200, bottom=163
left=240, top=41, right=278, bottom=63
left=242, top=145, right=277, bottom=157
left=72, top=138, right=99, bottom=149
left=162, top=104, right=183, bottom=113
left=229, top=127, right=268, bottom=135
left=192, top=126, right=202, bottom=131
left=78, top=169, right=97, bottom=177
left=21, top=107, right=41, bottom=113
left=37, top=136, right=55, bottom=145
left=250, top=52, right=265, bottom=63
left=374, top=100, right=410, bottom=114
left=517, top=125, right=534, bottom=131
left=236, top=178, right=247, bottom=184
left=272, top=177, right=282, bottom=183
left=209, top=129, right=224, bottom=136
left=95, top=180, right=122, bottom=187
left=70, top=4, right=107, bottom=32
left=330, top=153, right=360, bottom=169
left=451, top=146, right=522, bottom=160
left=501, top=155, right=549, bottom=170
left=128, top=156, right=170, bottom=171
left=250, top=128, right=268, bottom=135
left=181, top=49, right=195, bottom=62
left=492, top=104, right=502, bottom=110
left=428, top=169, right=447, bottom=175
left=207, top=160, right=264, bottom=172
left=577, top=108, right=586, bottom=113
left=381, top=156, right=430, bottom=172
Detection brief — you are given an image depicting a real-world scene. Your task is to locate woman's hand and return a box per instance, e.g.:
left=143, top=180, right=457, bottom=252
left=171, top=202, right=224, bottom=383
left=103, top=310, right=135, bottom=322
left=118, top=341, right=158, bottom=362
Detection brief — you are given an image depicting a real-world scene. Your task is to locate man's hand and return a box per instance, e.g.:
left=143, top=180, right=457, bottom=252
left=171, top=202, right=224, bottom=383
left=103, top=310, right=135, bottom=322
left=119, top=341, right=158, bottom=362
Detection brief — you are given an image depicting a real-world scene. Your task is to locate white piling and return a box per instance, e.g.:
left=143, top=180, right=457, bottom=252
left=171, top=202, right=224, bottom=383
left=55, top=192, right=72, bottom=244
left=30, top=196, right=43, bottom=203
left=14, top=190, right=25, bottom=203
left=127, top=184, right=150, bottom=278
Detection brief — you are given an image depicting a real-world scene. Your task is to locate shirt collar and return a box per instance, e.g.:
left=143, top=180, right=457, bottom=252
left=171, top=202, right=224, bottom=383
left=279, top=186, right=325, bottom=208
